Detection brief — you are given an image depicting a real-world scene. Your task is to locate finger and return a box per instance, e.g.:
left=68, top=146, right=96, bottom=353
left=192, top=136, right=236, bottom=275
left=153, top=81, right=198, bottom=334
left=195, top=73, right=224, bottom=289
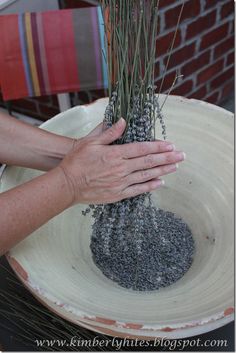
left=97, top=118, right=126, bottom=145
left=118, top=140, right=175, bottom=159
left=125, top=163, right=178, bottom=185
left=126, top=151, right=186, bottom=173
left=122, top=179, right=164, bottom=199
left=87, top=122, right=104, bottom=137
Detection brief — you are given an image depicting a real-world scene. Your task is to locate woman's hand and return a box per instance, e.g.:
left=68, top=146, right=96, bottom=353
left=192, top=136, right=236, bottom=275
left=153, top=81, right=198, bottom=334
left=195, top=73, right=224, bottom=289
left=0, top=117, right=185, bottom=254
left=58, top=118, right=185, bottom=205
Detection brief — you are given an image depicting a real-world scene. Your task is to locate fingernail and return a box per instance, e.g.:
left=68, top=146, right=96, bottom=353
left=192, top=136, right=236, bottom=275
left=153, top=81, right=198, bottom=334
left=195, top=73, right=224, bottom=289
left=177, top=152, right=186, bottom=160
left=176, top=163, right=179, bottom=168
left=154, top=179, right=164, bottom=187
left=167, top=164, right=177, bottom=172
left=166, top=144, right=175, bottom=151
left=118, top=117, right=125, bottom=125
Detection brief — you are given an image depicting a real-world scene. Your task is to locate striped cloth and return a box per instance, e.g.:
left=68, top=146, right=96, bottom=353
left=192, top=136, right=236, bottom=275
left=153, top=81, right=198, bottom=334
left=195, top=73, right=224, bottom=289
left=0, top=8, right=108, bottom=100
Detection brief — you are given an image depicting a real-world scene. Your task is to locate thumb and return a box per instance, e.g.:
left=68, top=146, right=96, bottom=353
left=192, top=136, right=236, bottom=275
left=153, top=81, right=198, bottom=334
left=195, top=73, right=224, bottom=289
left=87, top=122, right=104, bottom=137
left=97, top=118, right=126, bottom=144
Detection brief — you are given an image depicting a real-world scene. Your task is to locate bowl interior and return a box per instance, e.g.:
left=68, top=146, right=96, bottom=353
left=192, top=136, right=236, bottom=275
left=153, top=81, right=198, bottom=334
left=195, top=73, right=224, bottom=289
left=1, top=95, right=234, bottom=331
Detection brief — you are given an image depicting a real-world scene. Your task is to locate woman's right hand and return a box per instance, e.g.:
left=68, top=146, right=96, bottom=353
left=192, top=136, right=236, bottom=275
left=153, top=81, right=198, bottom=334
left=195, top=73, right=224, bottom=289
left=58, top=118, right=185, bottom=206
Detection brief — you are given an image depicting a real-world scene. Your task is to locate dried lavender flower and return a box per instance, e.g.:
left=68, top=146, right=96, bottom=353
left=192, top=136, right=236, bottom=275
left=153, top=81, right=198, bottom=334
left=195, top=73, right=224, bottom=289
left=81, top=0, right=194, bottom=291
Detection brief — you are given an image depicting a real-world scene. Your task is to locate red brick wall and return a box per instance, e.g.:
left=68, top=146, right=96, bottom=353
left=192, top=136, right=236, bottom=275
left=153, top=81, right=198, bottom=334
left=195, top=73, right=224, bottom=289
left=0, top=0, right=234, bottom=120
left=62, top=0, right=96, bottom=8
left=155, top=0, right=234, bottom=104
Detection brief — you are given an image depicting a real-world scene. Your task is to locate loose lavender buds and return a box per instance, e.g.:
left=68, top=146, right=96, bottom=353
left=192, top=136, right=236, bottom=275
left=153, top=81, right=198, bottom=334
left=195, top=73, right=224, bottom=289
left=90, top=201, right=194, bottom=291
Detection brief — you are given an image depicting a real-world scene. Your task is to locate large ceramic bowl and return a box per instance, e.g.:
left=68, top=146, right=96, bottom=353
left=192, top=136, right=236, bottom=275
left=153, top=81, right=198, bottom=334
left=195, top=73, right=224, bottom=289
left=0, top=95, right=234, bottom=339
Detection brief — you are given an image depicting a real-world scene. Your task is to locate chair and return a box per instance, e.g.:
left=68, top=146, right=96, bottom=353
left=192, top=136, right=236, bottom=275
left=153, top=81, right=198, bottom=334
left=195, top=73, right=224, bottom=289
left=0, top=5, right=108, bottom=112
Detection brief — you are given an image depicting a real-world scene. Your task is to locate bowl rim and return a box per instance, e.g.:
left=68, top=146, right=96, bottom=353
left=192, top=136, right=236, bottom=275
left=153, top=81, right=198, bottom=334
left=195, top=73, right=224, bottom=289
left=2, top=94, right=234, bottom=338
left=5, top=251, right=234, bottom=338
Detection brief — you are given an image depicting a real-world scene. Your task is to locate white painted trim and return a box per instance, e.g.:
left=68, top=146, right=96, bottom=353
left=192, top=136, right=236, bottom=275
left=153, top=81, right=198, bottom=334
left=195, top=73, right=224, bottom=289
left=0, top=0, right=17, bottom=11
left=0, top=107, right=42, bottom=126
left=57, top=93, right=71, bottom=112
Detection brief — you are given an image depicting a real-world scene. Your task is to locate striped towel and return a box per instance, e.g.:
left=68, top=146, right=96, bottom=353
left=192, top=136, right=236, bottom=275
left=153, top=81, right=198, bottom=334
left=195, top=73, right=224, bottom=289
left=0, top=7, right=108, bottom=100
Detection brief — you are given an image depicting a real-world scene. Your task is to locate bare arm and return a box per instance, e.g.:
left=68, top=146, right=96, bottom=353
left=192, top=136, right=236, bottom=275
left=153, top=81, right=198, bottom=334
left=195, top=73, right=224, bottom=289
left=0, top=118, right=185, bottom=255
left=0, top=111, right=75, bottom=171
left=0, top=167, right=72, bottom=256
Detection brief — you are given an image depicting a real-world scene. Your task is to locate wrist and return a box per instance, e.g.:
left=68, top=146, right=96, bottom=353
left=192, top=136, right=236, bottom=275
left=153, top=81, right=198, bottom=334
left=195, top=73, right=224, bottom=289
left=55, top=165, right=76, bottom=207
left=34, top=134, right=77, bottom=171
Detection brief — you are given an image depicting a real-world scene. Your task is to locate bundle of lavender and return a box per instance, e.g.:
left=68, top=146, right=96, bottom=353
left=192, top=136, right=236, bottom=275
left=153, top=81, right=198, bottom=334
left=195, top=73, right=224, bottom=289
left=86, top=0, right=194, bottom=291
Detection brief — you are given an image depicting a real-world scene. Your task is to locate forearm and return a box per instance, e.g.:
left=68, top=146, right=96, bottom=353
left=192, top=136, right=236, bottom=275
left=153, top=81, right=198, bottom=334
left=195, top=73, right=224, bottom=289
left=0, top=167, right=72, bottom=256
left=0, top=111, right=75, bottom=171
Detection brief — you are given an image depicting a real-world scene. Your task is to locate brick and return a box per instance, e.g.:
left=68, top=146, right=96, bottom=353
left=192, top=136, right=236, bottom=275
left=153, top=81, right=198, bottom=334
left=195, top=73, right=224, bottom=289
left=221, top=80, right=234, bottom=99
left=197, top=59, right=224, bottom=84
left=51, top=95, right=60, bottom=107
left=214, top=36, right=234, bottom=59
left=200, top=23, right=229, bottom=51
left=188, top=85, right=207, bottom=100
left=159, top=0, right=177, bottom=9
left=205, top=90, right=220, bottom=104
left=164, top=0, right=201, bottom=30
left=230, top=19, right=234, bottom=34
left=186, top=10, right=217, bottom=40
left=156, top=29, right=181, bottom=56
left=210, top=66, right=234, bottom=90
left=34, top=96, right=52, bottom=104
left=205, top=0, right=218, bottom=10
left=164, top=43, right=196, bottom=70
left=226, top=51, right=234, bottom=66
left=154, top=61, right=160, bottom=78
left=182, top=51, right=211, bottom=77
left=63, top=0, right=96, bottom=8
left=39, top=105, right=60, bottom=118
left=221, top=1, right=234, bottom=19
left=10, top=106, right=43, bottom=120
left=90, top=89, right=106, bottom=99
left=74, top=91, right=92, bottom=104
left=171, top=80, right=193, bottom=96
left=155, top=70, right=177, bottom=92
left=11, top=99, right=38, bottom=112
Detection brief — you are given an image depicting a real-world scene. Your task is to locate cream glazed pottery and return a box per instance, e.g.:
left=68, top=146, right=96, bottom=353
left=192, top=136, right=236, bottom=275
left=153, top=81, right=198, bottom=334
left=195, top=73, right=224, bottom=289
left=0, top=95, right=234, bottom=339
